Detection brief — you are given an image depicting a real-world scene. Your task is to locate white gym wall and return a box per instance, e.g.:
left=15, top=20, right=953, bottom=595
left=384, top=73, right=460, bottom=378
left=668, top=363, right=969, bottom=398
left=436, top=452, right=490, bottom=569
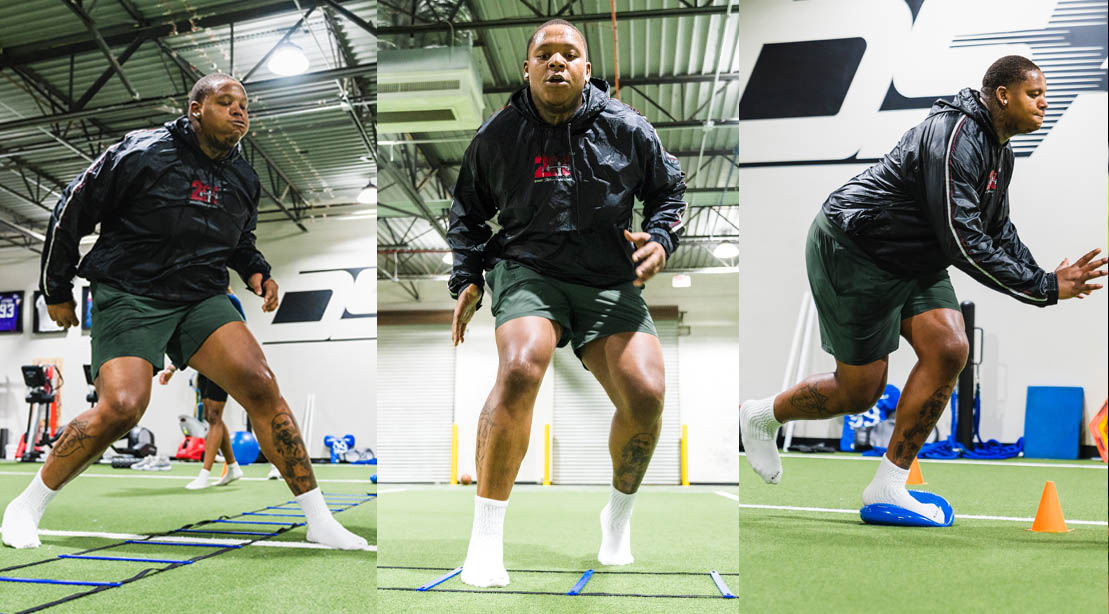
left=378, top=271, right=738, bottom=484
left=737, top=0, right=1108, bottom=445
left=0, top=217, right=375, bottom=460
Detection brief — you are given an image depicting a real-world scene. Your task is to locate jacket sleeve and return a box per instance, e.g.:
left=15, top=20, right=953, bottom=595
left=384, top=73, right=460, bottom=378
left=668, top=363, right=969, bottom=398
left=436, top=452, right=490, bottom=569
left=634, top=121, right=687, bottom=257
left=228, top=177, right=272, bottom=285
left=447, top=137, right=497, bottom=298
left=39, top=144, right=127, bottom=305
left=921, top=117, right=1056, bottom=306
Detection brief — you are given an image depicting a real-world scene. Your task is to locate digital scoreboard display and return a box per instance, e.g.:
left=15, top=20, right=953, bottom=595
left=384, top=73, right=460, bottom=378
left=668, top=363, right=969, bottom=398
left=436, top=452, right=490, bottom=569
left=0, top=291, right=24, bottom=333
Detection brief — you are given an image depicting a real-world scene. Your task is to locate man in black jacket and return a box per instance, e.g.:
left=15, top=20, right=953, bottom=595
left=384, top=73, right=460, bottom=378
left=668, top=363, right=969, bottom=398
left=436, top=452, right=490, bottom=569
left=449, top=20, right=686, bottom=586
left=2, top=74, right=366, bottom=551
left=740, top=56, right=1106, bottom=523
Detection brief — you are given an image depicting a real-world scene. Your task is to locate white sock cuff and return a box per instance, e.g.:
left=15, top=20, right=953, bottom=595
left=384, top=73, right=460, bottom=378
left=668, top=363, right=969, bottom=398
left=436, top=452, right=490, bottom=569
left=475, top=495, right=509, bottom=509
left=23, top=469, right=59, bottom=515
left=749, top=395, right=783, bottom=432
left=295, top=487, right=332, bottom=524
left=877, top=455, right=910, bottom=484
left=228, top=463, right=240, bottom=470
left=197, top=468, right=211, bottom=477
left=609, top=486, right=637, bottom=508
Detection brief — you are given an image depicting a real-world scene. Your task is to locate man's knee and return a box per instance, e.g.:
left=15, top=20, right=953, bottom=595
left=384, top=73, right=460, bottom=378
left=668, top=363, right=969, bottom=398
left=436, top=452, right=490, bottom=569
left=234, top=365, right=281, bottom=408
left=926, top=334, right=969, bottom=378
left=98, top=390, right=148, bottom=432
left=203, top=403, right=225, bottom=424
left=498, top=354, right=548, bottom=397
left=617, top=371, right=665, bottom=424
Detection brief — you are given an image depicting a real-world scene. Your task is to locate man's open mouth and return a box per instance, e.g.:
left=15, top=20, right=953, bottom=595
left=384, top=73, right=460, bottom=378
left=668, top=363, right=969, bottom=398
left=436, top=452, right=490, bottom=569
left=546, top=75, right=568, bottom=83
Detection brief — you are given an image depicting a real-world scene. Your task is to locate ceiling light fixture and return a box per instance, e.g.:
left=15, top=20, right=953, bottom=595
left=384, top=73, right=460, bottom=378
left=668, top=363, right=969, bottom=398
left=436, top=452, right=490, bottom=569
left=712, top=242, right=739, bottom=260
left=357, top=181, right=377, bottom=205
left=267, top=42, right=310, bottom=77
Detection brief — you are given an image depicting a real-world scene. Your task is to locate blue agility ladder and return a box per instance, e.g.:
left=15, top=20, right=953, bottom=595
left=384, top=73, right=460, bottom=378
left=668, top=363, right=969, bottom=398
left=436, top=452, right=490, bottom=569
left=0, top=491, right=375, bottom=613
left=383, top=566, right=739, bottom=599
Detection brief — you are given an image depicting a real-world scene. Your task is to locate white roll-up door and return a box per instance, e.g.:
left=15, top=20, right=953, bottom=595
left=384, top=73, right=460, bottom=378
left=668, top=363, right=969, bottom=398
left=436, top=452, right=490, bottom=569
left=552, top=319, right=681, bottom=484
left=377, top=324, right=454, bottom=483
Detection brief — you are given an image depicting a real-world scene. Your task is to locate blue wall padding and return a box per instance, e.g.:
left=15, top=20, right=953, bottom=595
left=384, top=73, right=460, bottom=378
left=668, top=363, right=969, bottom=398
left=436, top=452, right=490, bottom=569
left=1023, top=386, right=1084, bottom=459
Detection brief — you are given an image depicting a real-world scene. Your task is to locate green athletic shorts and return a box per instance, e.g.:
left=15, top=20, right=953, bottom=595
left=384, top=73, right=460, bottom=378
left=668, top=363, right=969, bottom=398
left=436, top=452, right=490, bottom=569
left=805, top=212, right=960, bottom=366
left=485, top=260, right=657, bottom=357
left=89, top=282, right=245, bottom=380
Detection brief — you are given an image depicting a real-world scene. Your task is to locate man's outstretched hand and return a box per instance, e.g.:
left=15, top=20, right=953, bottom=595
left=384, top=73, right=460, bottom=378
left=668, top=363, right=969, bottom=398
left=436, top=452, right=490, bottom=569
left=1056, top=248, right=1108, bottom=300
left=624, top=229, right=667, bottom=287
left=46, top=300, right=80, bottom=329
left=451, top=283, right=482, bottom=346
left=248, top=273, right=279, bottom=312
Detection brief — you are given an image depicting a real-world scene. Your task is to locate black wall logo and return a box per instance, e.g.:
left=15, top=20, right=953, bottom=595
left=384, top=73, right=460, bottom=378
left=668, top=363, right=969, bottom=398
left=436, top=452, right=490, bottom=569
left=263, top=266, right=374, bottom=344
left=738, top=0, right=1107, bottom=164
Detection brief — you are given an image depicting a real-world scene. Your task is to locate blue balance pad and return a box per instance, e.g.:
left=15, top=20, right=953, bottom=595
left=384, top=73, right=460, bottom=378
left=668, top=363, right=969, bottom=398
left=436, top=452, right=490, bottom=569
left=860, top=490, right=954, bottom=527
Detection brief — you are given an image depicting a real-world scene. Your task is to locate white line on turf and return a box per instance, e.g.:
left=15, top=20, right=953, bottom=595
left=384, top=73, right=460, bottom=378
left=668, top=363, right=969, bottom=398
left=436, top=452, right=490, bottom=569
left=0, top=471, right=372, bottom=483
left=737, top=503, right=1109, bottom=525
left=715, top=491, right=739, bottom=502
left=37, top=529, right=377, bottom=551
left=736, top=454, right=1107, bottom=470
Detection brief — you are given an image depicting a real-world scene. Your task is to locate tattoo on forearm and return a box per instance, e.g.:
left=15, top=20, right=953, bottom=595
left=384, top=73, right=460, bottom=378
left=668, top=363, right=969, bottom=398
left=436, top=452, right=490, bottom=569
left=52, top=419, right=91, bottom=458
left=270, top=411, right=316, bottom=494
left=474, top=404, right=494, bottom=480
left=891, top=384, right=954, bottom=466
left=613, top=433, right=658, bottom=494
left=788, top=383, right=833, bottom=418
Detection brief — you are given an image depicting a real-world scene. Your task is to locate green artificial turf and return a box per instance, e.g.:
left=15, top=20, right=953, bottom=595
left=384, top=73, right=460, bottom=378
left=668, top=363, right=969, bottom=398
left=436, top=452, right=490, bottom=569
left=377, top=484, right=739, bottom=613
left=739, top=453, right=1108, bottom=613
left=0, top=461, right=375, bottom=614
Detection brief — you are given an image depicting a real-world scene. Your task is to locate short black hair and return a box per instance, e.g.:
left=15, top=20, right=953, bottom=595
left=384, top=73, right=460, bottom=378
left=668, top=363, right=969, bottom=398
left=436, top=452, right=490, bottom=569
left=525, top=19, right=588, bottom=59
left=189, top=73, right=242, bottom=106
left=981, top=55, right=1041, bottom=95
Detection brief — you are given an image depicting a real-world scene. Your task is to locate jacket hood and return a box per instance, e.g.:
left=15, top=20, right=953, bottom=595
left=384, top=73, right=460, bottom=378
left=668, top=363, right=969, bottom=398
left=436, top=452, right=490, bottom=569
left=928, top=87, right=1000, bottom=143
left=166, top=116, right=242, bottom=162
left=509, top=78, right=610, bottom=128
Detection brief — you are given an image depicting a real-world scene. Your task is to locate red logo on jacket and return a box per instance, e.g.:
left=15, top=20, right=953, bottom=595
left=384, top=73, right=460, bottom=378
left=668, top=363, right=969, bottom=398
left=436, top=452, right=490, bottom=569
left=986, top=170, right=998, bottom=192
left=533, top=154, right=572, bottom=182
left=190, top=180, right=220, bottom=205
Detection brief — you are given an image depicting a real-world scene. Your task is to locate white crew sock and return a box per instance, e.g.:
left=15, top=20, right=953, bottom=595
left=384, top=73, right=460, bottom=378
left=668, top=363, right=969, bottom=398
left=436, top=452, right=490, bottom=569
left=215, top=463, right=243, bottom=486
left=185, top=469, right=211, bottom=490
left=862, top=455, right=944, bottom=524
left=598, top=487, right=637, bottom=565
left=740, top=396, right=783, bottom=484
left=461, top=496, right=510, bottom=587
left=295, top=487, right=368, bottom=550
left=2, top=469, right=59, bottom=549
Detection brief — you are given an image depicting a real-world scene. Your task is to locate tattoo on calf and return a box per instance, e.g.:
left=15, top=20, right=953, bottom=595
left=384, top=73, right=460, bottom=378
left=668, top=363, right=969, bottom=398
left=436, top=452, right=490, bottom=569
left=789, top=383, right=833, bottom=418
left=892, top=384, right=954, bottom=466
left=474, top=404, right=494, bottom=480
left=613, top=433, right=658, bottom=493
left=52, top=419, right=91, bottom=458
left=270, top=411, right=317, bottom=494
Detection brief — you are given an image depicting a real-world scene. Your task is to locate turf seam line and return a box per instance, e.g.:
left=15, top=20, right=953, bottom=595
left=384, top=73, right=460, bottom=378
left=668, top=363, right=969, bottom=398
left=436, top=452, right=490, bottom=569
left=378, top=566, right=739, bottom=576
left=378, top=588, right=725, bottom=599
left=738, top=503, right=1109, bottom=525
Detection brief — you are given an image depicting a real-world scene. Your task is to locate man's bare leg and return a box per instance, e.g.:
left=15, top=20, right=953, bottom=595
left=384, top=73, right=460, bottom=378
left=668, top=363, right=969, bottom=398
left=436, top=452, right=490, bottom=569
left=3, top=357, right=152, bottom=548
left=186, top=399, right=241, bottom=490
left=861, top=309, right=967, bottom=522
left=741, top=359, right=888, bottom=484
left=188, top=321, right=366, bottom=549
left=462, top=316, right=560, bottom=587
left=581, top=332, right=666, bottom=565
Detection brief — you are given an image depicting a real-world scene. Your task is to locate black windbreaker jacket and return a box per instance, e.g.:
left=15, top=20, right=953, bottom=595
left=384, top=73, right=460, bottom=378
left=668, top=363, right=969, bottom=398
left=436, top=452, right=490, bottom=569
left=447, top=79, right=687, bottom=297
left=822, top=87, right=1057, bottom=307
left=39, top=117, right=271, bottom=305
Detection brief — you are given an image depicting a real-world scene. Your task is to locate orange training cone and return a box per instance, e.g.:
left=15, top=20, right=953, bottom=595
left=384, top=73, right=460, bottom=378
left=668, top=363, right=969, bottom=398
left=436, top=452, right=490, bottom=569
left=906, top=458, right=927, bottom=486
left=1027, top=480, right=1072, bottom=533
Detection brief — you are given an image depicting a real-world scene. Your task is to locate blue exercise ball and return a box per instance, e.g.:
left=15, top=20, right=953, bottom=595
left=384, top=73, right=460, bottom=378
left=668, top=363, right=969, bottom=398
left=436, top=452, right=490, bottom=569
left=231, top=431, right=260, bottom=466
